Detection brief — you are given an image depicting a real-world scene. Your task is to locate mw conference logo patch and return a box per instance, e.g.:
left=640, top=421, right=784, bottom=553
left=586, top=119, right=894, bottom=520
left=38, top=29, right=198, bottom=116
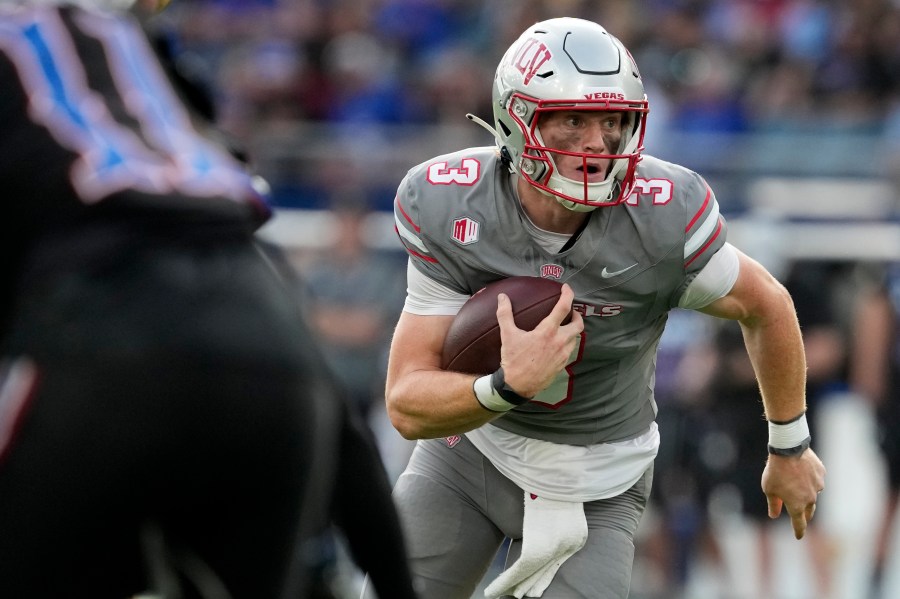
left=451, top=217, right=479, bottom=245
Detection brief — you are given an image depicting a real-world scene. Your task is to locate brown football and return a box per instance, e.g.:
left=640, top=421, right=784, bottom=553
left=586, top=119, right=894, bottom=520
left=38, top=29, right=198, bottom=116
left=440, top=276, right=571, bottom=375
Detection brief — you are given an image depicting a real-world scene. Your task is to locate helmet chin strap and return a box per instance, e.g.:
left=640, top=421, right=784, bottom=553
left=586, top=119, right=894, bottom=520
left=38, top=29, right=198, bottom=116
left=467, top=113, right=519, bottom=174
left=466, top=113, right=503, bottom=145
left=554, top=194, right=598, bottom=213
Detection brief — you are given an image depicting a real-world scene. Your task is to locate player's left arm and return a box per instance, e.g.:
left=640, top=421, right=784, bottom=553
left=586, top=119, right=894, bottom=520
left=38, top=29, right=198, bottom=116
left=699, top=248, right=826, bottom=540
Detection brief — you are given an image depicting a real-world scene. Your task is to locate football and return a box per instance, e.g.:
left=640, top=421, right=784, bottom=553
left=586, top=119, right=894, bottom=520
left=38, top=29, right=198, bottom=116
left=440, top=276, right=571, bottom=375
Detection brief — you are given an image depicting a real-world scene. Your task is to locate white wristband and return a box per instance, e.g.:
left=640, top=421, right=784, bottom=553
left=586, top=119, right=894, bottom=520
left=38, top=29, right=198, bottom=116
left=768, top=413, right=810, bottom=449
left=473, top=374, right=517, bottom=413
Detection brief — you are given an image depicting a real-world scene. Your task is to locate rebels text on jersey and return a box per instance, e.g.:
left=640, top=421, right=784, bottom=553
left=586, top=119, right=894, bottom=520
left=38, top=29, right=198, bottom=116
left=394, top=147, right=725, bottom=445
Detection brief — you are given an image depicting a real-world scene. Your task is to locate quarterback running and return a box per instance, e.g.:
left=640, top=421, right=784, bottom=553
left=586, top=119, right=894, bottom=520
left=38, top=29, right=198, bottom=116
left=383, top=17, right=826, bottom=599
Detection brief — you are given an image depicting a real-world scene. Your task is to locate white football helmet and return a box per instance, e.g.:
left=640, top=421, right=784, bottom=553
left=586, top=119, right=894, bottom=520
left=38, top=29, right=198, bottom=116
left=489, top=17, right=648, bottom=211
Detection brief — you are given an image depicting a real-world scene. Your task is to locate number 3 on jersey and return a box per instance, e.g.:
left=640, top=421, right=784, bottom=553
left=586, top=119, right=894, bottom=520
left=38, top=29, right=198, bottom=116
left=532, top=335, right=584, bottom=409
left=625, top=178, right=673, bottom=205
left=427, top=158, right=481, bottom=186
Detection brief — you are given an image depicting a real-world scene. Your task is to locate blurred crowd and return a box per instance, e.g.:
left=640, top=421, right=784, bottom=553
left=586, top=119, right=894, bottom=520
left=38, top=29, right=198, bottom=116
left=145, top=0, right=900, bottom=212
left=152, top=0, right=900, bottom=135
left=142, top=1, right=900, bottom=598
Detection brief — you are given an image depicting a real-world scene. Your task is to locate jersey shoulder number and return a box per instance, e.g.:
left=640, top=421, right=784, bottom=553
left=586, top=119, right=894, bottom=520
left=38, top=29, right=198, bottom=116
left=426, top=157, right=482, bottom=186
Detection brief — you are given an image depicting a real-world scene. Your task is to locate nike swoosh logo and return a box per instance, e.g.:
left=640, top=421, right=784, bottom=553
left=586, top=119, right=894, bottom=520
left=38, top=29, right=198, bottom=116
left=601, top=263, right=638, bottom=278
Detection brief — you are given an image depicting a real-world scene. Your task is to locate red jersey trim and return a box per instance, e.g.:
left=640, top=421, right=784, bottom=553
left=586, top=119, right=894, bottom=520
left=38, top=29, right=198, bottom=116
left=395, top=197, right=420, bottom=233
left=684, top=217, right=723, bottom=268
left=394, top=226, right=439, bottom=263
left=685, top=186, right=712, bottom=233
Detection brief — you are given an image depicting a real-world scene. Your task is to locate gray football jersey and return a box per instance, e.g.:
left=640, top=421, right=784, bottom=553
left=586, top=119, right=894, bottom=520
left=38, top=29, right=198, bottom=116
left=394, top=146, right=726, bottom=445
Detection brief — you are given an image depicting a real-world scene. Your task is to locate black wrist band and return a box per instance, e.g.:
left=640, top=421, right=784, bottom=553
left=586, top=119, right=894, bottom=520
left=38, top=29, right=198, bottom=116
left=768, top=435, right=811, bottom=457
left=490, top=368, right=531, bottom=406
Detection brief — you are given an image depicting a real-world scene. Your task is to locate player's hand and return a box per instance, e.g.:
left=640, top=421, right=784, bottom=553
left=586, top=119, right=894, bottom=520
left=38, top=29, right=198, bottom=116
left=761, top=447, right=826, bottom=539
left=496, top=284, right=584, bottom=398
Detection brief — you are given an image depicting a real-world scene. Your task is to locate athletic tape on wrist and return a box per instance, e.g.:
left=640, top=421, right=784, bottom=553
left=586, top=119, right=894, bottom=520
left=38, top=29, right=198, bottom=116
left=768, top=412, right=810, bottom=449
left=473, top=374, right=517, bottom=413
left=490, top=367, right=531, bottom=405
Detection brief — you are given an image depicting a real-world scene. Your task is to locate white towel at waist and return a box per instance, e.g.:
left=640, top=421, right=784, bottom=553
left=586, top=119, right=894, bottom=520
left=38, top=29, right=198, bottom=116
left=484, top=492, right=587, bottom=599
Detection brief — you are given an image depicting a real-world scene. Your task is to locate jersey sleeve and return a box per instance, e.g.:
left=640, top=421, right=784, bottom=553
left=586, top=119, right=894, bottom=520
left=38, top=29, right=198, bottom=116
left=402, top=260, right=469, bottom=315
left=682, top=175, right=727, bottom=275
left=669, top=173, right=729, bottom=308
left=677, top=242, right=740, bottom=309
left=392, top=168, right=467, bottom=293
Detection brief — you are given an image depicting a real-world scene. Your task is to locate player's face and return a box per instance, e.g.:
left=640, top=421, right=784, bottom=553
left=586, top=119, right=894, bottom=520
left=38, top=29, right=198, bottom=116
left=537, top=111, right=624, bottom=183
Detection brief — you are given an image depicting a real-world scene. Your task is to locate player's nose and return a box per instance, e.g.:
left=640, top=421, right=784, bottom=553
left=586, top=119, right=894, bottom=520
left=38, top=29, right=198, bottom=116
left=582, top=121, right=610, bottom=154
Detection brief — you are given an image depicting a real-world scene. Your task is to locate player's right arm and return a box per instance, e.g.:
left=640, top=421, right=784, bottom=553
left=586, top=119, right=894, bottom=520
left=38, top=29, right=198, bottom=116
left=385, top=310, right=501, bottom=440
left=384, top=267, right=581, bottom=440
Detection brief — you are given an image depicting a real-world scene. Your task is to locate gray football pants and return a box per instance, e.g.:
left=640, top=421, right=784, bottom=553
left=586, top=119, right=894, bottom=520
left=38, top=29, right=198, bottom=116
left=385, top=435, right=653, bottom=599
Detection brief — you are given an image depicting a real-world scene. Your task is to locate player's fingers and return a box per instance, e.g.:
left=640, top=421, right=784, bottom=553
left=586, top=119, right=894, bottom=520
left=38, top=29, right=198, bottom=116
left=766, top=494, right=783, bottom=519
left=790, top=509, right=808, bottom=540
left=547, top=284, right=576, bottom=326
left=563, top=305, right=584, bottom=335
left=496, top=293, right=518, bottom=332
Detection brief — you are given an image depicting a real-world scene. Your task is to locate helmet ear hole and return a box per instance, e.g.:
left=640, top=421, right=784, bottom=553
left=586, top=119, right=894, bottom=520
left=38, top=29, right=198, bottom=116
left=497, top=120, right=512, bottom=137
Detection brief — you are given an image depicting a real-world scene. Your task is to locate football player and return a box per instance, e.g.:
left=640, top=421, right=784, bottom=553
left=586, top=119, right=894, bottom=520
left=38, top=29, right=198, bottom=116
left=385, top=17, right=826, bottom=599
left=0, top=1, right=417, bottom=598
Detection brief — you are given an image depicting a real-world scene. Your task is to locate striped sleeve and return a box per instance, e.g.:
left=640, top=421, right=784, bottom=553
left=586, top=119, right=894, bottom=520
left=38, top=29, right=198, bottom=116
left=394, top=197, right=437, bottom=265
left=393, top=172, right=439, bottom=266
left=683, top=180, right=726, bottom=273
left=392, top=171, right=464, bottom=292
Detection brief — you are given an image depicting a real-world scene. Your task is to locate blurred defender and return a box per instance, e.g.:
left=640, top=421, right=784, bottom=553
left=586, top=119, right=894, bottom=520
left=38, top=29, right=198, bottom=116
left=0, top=1, right=416, bottom=598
